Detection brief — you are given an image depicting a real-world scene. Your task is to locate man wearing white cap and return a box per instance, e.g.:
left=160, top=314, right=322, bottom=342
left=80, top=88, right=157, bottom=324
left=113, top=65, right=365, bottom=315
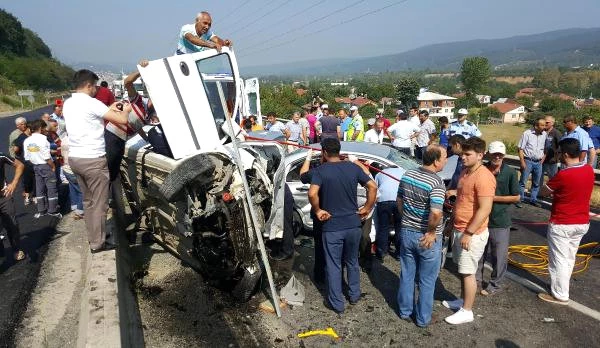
left=476, top=141, right=520, bottom=296
left=347, top=106, right=364, bottom=142
left=449, top=109, right=482, bottom=139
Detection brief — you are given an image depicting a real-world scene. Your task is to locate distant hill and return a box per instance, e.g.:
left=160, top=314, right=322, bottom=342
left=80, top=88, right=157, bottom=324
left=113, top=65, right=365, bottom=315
left=242, top=28, right=600, bottom=76
left=0, top=8, right=74, bottom=91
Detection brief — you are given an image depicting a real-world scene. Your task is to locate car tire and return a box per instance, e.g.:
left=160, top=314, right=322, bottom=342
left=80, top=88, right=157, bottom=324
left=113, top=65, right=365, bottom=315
left=292, top=211, right=303, bottom=237
left=159, top=154, right=216, bottom=201
left=231, top=262, right=262, bottom=302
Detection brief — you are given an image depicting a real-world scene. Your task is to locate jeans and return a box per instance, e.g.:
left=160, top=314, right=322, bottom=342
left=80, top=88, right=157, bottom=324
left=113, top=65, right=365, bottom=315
left=33, top=163, right=59, bottom=214
left=375, top=201, right=401, bottom=258
left=519, top=159, right=542, bottom=203
left=64, top=170, right=83, bottom=214
left=397, top=228, right=442, bottom=327
left=323, top=227, right=362, bottom=313
left=539, top=162, right=559, bottom=188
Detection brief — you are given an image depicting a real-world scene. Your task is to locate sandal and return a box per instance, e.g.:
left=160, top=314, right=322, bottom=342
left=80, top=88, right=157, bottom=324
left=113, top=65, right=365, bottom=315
left=73, top=213, right=84, bottom=220
left=14, top=250, right=25, bottom=261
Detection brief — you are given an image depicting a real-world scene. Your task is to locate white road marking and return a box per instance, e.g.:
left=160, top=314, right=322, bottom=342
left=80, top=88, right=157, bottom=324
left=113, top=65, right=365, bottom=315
left=483, top=263, right=600, bottom=321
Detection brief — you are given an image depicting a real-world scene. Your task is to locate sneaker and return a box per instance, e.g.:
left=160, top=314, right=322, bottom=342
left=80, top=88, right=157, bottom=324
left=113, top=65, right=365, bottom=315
left=515, top=203, right=523, bottom=208
left=442, top=298, right=464, bottom=310
left=538, top=293, right=569, bottom=305
left=529, top=201, right=542, bottom=208
left=32, top=197, right=37, bottom=204
left=48, top=212, right=62, bottom=219
left=445, top=308, right=474, bottom=325
left=24, top=197, right=30, bottom=206
left=34, top=212, right=45, bottom=219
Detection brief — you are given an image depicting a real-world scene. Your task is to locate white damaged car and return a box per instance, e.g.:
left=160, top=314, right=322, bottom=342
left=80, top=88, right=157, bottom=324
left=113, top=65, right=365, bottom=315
left=118, top=48, right=286, bottom=301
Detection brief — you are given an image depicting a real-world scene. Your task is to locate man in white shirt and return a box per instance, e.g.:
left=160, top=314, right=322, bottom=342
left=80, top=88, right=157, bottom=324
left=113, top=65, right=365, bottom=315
left=388, top=110, right=420, bottom=156
left=176, top=12, right=232, bottom=55
left=23, top=119, right=61, bottom=219
left=364, top=119, right=386, bottom=144
left=63, top=69, right=130, bottom=253
left=415, top=110, right=437, bottom=160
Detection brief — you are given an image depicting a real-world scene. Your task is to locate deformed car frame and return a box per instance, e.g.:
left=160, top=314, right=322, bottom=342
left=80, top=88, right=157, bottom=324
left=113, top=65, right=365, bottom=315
left=119, top=48, right=286, bottom=302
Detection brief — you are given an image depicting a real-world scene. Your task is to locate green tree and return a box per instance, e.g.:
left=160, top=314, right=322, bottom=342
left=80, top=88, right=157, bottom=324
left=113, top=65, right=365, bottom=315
left=395, top=78, right=420, bottom=108
left=0, top=9, right=26, bottom=55
left=454, top=94, right=480, bottom=110
left=516, top=95, right=535, bottom=109
left=460, top=57, right=491, bottom=97
left=478, top=106, right=502, bottom=122
left=538, top=96, right=574, bottom=113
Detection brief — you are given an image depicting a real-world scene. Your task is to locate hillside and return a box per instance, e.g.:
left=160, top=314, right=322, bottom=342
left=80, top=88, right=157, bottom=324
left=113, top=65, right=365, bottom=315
left=0, top=8, right=74, bottom=93
left=243, top=28, right=600, bottom=76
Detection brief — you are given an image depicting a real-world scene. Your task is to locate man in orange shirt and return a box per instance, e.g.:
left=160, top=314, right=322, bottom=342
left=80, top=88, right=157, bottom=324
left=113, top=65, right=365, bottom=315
left=442, top=137, right=495, bottom=325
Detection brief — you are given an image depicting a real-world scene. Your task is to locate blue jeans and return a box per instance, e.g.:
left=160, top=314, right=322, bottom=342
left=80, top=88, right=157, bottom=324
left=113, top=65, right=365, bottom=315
left=323, top=227, right=362, bottom=313
left=375, top=201, right=401, bottom=258
left=64, top=170, right=83, bottom=214
left=519, top=159, right=542, bottom=203
left=397, top=228, right=442, bottom=327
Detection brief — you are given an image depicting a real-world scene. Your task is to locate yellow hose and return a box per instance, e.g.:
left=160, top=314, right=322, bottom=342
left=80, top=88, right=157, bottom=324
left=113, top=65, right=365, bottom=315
left=508, top=242, right=600, bottom=275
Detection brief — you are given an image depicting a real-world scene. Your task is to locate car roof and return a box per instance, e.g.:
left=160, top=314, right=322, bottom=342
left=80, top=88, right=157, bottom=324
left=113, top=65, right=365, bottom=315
left=290, top=141, right=393, bottom=158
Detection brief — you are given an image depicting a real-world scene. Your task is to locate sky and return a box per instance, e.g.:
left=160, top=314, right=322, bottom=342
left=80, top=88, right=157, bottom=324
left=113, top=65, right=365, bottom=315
left=1, top=0, right=599, bottom=70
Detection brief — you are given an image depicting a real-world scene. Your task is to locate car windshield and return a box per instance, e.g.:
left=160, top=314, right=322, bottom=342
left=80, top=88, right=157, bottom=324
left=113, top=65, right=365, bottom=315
left=385, top=146, right=419, bottom=171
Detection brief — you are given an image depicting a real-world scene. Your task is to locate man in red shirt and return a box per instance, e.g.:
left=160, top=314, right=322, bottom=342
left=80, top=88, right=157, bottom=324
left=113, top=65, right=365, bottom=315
left=538, top=137, right=594, bottom=304
left=95, top=81, right=115, bottom=106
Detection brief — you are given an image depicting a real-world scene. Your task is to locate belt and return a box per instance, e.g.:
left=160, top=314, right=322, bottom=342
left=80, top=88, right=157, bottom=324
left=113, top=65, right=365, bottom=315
left=525, top=157, right=542, bottom=162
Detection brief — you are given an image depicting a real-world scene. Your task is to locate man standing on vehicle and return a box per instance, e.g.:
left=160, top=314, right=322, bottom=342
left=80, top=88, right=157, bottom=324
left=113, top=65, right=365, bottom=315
left=387, top=110, right=420, bottom=156
left=538, top=137, right=594, bottom=305
left=308, top=138, right=377, bottom=314
left=517, top=117, right=547, bottom=208
left=397, top=144, right=447, bottom=327
left=449, top=108, right=482, bottom=139
left=347, top=106, right=364, bottom=142
left=476, top=141, right=520, bottom=296
left=415, top=110, right=437, bottom=160
left=63, top=69, right=130, bottom=253
left=443, top=137, right=495, bottom=325
left=176, top=12, right=232, bottom=54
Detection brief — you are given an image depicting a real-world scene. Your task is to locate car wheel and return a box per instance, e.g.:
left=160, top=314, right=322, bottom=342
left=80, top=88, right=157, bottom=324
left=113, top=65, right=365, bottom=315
left=159, top=154, right=216, bottom=201
left=292, top=211, right=303, bottom=237
left=231, top=262, right=262, bottom=302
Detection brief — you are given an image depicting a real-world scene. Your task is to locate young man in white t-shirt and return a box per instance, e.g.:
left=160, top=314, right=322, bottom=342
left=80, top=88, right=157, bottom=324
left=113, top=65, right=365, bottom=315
left=63, top=69, right=130, bottom=253
left=23, top=119, right=60, bottom=218
left=387, top=110, right=420, bottom=156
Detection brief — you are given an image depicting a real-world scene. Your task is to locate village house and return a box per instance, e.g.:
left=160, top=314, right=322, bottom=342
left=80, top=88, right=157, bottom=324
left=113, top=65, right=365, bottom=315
left=335, top=96, right=377, bottom=109
left=489, top=102, right=526, bottom=123
left=417, top=91, right=456, bottom=118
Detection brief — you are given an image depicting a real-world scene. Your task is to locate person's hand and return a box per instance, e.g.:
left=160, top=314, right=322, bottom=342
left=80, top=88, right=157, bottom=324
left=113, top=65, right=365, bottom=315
left=460, top=233, right=472, bottom=251
left=419, top=232, right=436, bottom=249
left=121, top=102, right=133, bottom=114
left=139, top=59, right=149, bottom=68
left=3, top=182, right=16, bottom=197
left=520, top=161, right=526, bottom=171
left=446, top=190, right=457, bottom=198
left=316, top=209, right=331, bottom=221
left=357, top=205, right=371, bottom=220
left=224, top=39, right=232, bottom=47
left=214, top=42, right=222, bottom=52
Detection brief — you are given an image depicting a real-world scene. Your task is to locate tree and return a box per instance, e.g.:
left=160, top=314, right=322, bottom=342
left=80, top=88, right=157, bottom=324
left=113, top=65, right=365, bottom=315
left=460, top=57, right=491, bottom=97
left=479, top=106, right=502, bottom=122
left=516, top=95, right=535, bottom=109
left=538, top=96, right=574, bottom=113
left=395, top=78, right=420, bottom=108
left=454, top=94, right=480, bottom=110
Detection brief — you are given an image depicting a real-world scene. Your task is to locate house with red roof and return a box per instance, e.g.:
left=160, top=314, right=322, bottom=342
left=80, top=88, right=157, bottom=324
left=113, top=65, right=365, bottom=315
left=489, top=102, right=526, bottom=123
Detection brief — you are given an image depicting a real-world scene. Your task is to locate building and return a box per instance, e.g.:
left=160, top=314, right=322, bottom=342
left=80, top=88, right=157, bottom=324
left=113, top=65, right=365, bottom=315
left=489, top=102, right=526, bottom=123
left=335, top=96, right=377, bottom=109
left=417, top=91, right=456, bottom=118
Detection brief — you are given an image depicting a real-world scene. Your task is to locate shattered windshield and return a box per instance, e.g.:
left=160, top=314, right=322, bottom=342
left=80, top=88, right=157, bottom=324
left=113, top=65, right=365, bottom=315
left=196, top=54, right=237, bottom=134
left=385, top=146, right=419, bottom=170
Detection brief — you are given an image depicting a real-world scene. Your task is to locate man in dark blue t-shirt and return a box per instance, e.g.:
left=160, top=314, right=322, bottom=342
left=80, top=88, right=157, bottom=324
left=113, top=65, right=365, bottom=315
left=308, top=138, right=377, bottom=314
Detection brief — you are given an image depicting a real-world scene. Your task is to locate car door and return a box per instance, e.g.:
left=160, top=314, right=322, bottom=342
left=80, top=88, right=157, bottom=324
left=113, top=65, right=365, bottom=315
left=137, top=48, right=242, bottom=159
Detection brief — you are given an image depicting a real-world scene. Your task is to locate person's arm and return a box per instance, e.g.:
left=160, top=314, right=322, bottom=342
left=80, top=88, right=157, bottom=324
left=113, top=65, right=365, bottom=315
left=124, top=60, right=149, bottom=99
left=283, top=124, right=291, bottom=139
left=308, top=184, right=330, bottom=221
left=3, top=157, right=24, bottom=197
left=103, top=102, right=132, bottom=125
left=185, top=32, right=220, bottom=51
left=540, top=183, right=553, bottom=197
left=518, top=148, right=526, bottom=170
left=494, top=194, right=520, bottom=203
left=210, top=35, right=232, bottom=48
left=299, top=150, right=313, bottom=176
left=301, top=126, right=307, bottom=145
left=588, top=143, right=597, bottom=166
left=396, top=196, right=404, bottom=216
left=358, top=179, right=377, bottom=220
left=461, top=195, right=493, bottom=250
left=420, top=208, right=443, bottom=248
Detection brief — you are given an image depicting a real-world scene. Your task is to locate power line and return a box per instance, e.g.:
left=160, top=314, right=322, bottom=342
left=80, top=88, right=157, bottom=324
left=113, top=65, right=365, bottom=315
left=229, top=0, right=290, bottom=35
left=229, top=0, right=295, bottom=36
left=220, top=0, right=253, bottom=24
left=236, top=0, right=326, bottom=43
left=236, top=0, right=366, bottom=52
left=239, top=0, right=409, bottom=58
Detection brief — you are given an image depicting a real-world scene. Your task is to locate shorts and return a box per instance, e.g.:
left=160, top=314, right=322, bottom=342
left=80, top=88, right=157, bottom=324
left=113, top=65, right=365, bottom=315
left=452, top=228, right=489, bottom=275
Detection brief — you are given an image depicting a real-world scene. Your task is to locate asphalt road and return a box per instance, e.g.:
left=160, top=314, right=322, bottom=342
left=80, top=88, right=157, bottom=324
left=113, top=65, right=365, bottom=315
left=0, top=106, right=66, bottom=346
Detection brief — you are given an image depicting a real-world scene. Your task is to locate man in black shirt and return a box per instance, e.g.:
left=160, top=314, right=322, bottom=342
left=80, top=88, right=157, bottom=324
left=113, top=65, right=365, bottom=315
left=308, top=138, right=377, bottom=314
left=0, top=152, right=25, bottom=260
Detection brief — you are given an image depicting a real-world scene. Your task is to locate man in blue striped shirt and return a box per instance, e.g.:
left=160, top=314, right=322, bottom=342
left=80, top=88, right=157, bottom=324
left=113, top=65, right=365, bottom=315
left=396, top=144, right=447, bottom=327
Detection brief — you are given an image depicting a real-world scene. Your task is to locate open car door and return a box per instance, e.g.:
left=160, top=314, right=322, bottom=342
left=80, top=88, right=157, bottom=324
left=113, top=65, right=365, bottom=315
left=137, top=47, right=241, bottom=159
left=243, top=77, right=262, bottom=125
